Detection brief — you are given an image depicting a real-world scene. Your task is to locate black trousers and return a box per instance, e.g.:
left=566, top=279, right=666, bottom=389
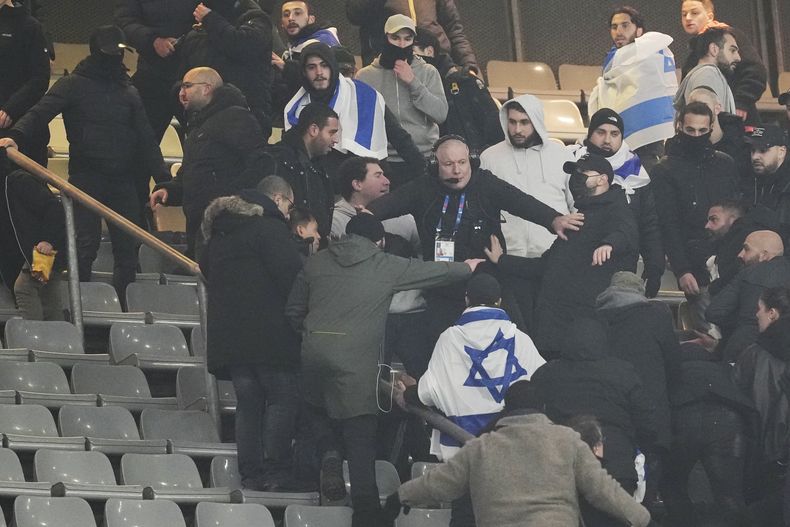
left=132, top=69, right=178, bottom=143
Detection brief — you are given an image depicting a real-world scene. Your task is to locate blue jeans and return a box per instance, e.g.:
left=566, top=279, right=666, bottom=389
left=229, top=365, right=300, bottom=484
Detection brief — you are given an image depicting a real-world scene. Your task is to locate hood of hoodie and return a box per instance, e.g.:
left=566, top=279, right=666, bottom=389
left=559, top=318, right=610, bottom=361
left=73, top=53, right=130, bottom=84
left=327, top=234, right=381, bottom=267
left=499, top=93, right=549, bottom=148
left=299, top=42, right=340, bottom=103
left=200, top=190, right=284, bottom=240
left=595, top=285, right=649, bottom=312
left=756, top=316, right=790, bottom=362
left=188, top=83, right=249, bottom=126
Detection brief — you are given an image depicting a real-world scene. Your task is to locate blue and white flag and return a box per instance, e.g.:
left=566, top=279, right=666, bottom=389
left=418, top=306, right=546, bottom=460
left=589, top=32, right=678, bottom=150
left=283, top=27, right=341, bottom=60
left=284, top=76, right=389, bottom=159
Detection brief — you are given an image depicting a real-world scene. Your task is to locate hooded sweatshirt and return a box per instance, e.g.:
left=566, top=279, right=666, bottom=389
left=675, top=62, right=736, bottom=115
left=479, top=94, right=575, bottom=257
left=356, top=54, right=448, bottom=160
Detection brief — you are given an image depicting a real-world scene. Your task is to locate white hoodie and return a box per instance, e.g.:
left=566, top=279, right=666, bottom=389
left=479, top=94, right=575, bottom=258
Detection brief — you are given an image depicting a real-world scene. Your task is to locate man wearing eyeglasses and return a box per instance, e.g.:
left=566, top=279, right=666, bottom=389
left=150, top=66, right=269, bottom=257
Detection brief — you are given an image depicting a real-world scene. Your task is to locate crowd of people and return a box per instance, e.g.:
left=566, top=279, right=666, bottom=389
left=2, top=0, right=790, bottom=525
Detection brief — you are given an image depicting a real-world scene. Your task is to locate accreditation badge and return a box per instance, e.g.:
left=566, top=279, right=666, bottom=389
left=434, top=238, right=455, bottom=262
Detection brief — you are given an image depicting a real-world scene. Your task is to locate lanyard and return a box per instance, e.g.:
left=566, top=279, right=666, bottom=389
left=436, top=193, right=466, bottom=238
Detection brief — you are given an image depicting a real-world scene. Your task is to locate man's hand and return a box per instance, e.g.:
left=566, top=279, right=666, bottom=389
left=0, top=137, right=18, bottom=150
left=551, top=212, right=584, bottom=241
left=735, top=108, right=747, bottom=120
left=194, top=3, right=211, bottom=23
left=684, top=330, right=718, bottom=352
left=353, top=204, right=373, bottom=215
left=678, top=272, right=700, bottom=296
left=153, top=37, right=177, bottom=58
left=35, top=241, right=55, bottom=256
left=271, top=51, right=285, bottom=71
left=464, top=258, right=485, bottom=272
left=392, top=373, right=416, bottom=410
left=591, top=244, right=612, bottom=266
left=393, top=60, right=415, bottom=85
left=483, top=234, right=503, bottom=264
left=149, top=188, right=168, bottom=209
left=0, top=110, right=13, bottom=129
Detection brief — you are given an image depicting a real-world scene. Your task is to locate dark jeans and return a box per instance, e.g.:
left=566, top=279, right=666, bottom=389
left=71, top=176, right=140, bottom=300
left=230, top=365, right=300, bottom=485
left=662, top=401, right=747, bottom=527
left=384, top=310, right=431, bottom=377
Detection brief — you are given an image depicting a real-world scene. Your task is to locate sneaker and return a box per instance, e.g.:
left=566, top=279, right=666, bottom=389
left=320, top=451, right=347, bottom=502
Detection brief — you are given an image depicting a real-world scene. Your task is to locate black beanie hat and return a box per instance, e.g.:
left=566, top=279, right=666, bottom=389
left=503, top=380, right=543, bottom=412
left=465, top=273, right=502, bottom=306
left=346, top=214, right=385, bottom=243
left=587, top=108, right=625, bottom=139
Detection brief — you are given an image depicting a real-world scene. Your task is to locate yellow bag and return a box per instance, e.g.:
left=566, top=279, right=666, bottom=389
left=31, top=248, right=57, bottom=283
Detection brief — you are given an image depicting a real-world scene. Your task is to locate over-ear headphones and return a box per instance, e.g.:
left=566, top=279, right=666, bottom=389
left=427, top=134, right=481, bottom=178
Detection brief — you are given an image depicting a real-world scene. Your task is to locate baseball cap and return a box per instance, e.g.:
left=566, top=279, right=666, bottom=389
left=384, top=14, right=416, bottom=35
left=90, top=25, right=132, bottom=56
left=563, top=153, right=615, bottom=182
left=744, top=124, right=787, bottom=149
left=779, top=90, right=790, bottom=106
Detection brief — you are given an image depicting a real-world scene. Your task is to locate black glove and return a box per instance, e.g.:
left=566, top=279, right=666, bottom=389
left=644, top=272, right=661, bottom=299
left=380, top=492, right=409, bottom=524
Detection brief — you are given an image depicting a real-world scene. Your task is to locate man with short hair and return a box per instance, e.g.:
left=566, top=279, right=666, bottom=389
left=707, top=230, right=790, bottom=361
left=743, top=124, right=790, bottom=238
left=675, top=26, right=740, bottom=116
left=589, top=6, right=677, bottom=169
left=150, top=67, right=269, bottom=257
left=570, top=108, right=665, bottom=298
left=265, top=102, right=339, bottom=240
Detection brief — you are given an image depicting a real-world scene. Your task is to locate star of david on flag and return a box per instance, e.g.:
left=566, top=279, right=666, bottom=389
left=463, top=329, right=527, bottom=403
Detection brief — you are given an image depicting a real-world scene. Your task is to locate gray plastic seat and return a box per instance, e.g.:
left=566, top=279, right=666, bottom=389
left=343, top=460, right=401, bottom=503
left=108, top=323, right=201, bottom=370
left=120, top=453, right=232, bottom=503
left=4, top=319, right=109, bottom=367
left=0, top=361, right=96, bottom=408
left=138, top=243, right=188, bottom=275
left=0, top=448, right=51, bottom=498
left=0, top=403, right=83, bottom=451
left=93, top=242, right=114, bottom=273
left=195, top=502, right=275, bottom=527
left=75, top=282, right=147, bottom=327
left=177, top=366, right=236, bottom=414
left=210, top=456, right=319, bottom=508
left=395, top=508, right=451, bottom=527
left=104, top=498, right=186, bottom=527
left=125, top=282, right=200, bottom=327
left=0, top=284, right=21, bottom=322
left=71, top=364, right=177, bottom=413
left=411, top=462, right=438, bottom=480
left=140, top=408, right=235, bottom=458
left=13, top=496, right=96, bottom=527
left=284, top=505, right=353, bottom=527
left=58, top=405, right=167, bottom=455
left=190, top=326, right=205, bottom=358
left=34, top=448, right=144, bottom=501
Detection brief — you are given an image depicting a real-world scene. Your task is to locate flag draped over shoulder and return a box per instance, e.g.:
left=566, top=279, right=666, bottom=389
left=417, top=306, right=546, bottom=460
left=284, top=76, right=389, bottom=159
left=589, top=32, right=678, bottom=150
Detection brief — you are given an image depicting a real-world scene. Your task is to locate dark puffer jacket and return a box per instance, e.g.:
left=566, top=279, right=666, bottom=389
left=651, top=135, right=741, bottom=285
left=155, top=84, right=269, bottom=253
left=200, top=190, right=303, bottom=379
left=530, top=319, right=659, bottom=484
left=743, top=160, right=790, bottom=240
left=178, top=0, right=273, bottom=138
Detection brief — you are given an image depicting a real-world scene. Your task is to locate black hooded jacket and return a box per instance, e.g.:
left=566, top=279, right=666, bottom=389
left=651, top=135, right=741, bottom=284
left=155, top=84, right=269, bottom=249
left=530, top=319, right=659, bottom=483
left=743, top=160, right=790, bottom=240
left=178, top=0, right=273, bottom=137
left=715, top=111, right=751, bottom=178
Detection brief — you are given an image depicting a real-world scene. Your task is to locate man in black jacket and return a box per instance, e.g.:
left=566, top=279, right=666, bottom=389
left=265, top=102, right=338, bottom=240
left=743, top=124, right=790, bottom=239
left=652, top=101, right=740, bottom=333
left=0, top=0, right=50, bottom=166
left=200, top=175, right=308, bottom=492
left=150, top=67, right=269, bottom=257
left=179, top=0, right=273, bottom=139
left=0, top=26, right=170, bottom=298
left=114, top=0, right=198, bottom=141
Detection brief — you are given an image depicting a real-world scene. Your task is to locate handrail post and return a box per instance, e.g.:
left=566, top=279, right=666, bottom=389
left=197, top=278, right=221, bottom=435
left=61, top=194, right=83, bottom=340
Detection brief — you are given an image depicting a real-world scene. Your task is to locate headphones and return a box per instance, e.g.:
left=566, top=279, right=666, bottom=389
left=427, top=134, right=480, bottom=178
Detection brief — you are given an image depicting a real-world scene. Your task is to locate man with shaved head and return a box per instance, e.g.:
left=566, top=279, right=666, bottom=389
left=150, top=66, right=269, bottom=256
left=707, top=230, right=790, bottom=360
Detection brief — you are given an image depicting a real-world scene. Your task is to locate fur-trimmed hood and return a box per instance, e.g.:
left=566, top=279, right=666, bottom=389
left=201, top=191, right=283, bottom=240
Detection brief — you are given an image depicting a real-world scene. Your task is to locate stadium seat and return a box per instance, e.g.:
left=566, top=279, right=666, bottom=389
left=13, top=496, right=96, bottom=527
left=195, top=502, right=276, bottom=527
left=160, top=124, right=183, bottom=160
left=284, top=504, right=353, bottom=527
left=190, top=327, right=206, bottom=358
left=104, top=498, right=186, bottom=527
left=73, top=282, right=147, bottom=327
left=138, top=244, right=189, bottom=275
left=34, top=448, right=144, bottom=500
left=541, top=99, right=586, bottom=142
left=0, top=360, right=96, bottom=408
left=48, top=117, right=69, bottom=155
left=92, top=241, right=115, bottom=273
left=48, top=157, right=70, bottom=181
left=396, top=508, right=452, bottom=527
left=71, top=364, right=178, bottom=413
left=411, top=462, right=438, bottom=480
left=51, top=43, right=89, bottom=75
left=0, top=448, right=52, bottom=499
left=0, top=403, right=84, bottom=451
left=4, top=318, right=109, bottom=367
left=210, top=456, right=320, bottom=508
left=108, top=323, right=201, bottom=370
left=58, top=405, right=168, bottom=456
left=486, top=60, right=557, bottom=91
left=152, top=206, right=188, bottom=234
left=343, top=460, right=401, bottom=504
left=779, top=71, right=790, bottom=94
left=120, top=453, right=233, bottom=503
left=140, top=408, right=236, bottom=458
left=125, top=283, right=201, bottom=327
left=177, top=366, right=237, bottom=414
left=0, top=285, right=22, bottom=322
left=558, top=64, right=600, bottom=92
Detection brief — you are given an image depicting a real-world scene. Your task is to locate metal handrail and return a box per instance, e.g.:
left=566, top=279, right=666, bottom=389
left=3, top=147, right=220, bottom=431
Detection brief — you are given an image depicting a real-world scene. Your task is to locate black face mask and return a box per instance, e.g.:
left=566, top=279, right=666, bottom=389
left=677, top=131, right=712, bottom=155
left=419, top=54, right=438, bottom=69
left=569, top=172, right=592, bottom=201
left=380, top=41, right=414, bottom=69
left=584, top=140, right=616, bottom=158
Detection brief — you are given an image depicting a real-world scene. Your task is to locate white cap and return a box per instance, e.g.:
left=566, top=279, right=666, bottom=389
left=384, top=14, right=416, bottom=35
